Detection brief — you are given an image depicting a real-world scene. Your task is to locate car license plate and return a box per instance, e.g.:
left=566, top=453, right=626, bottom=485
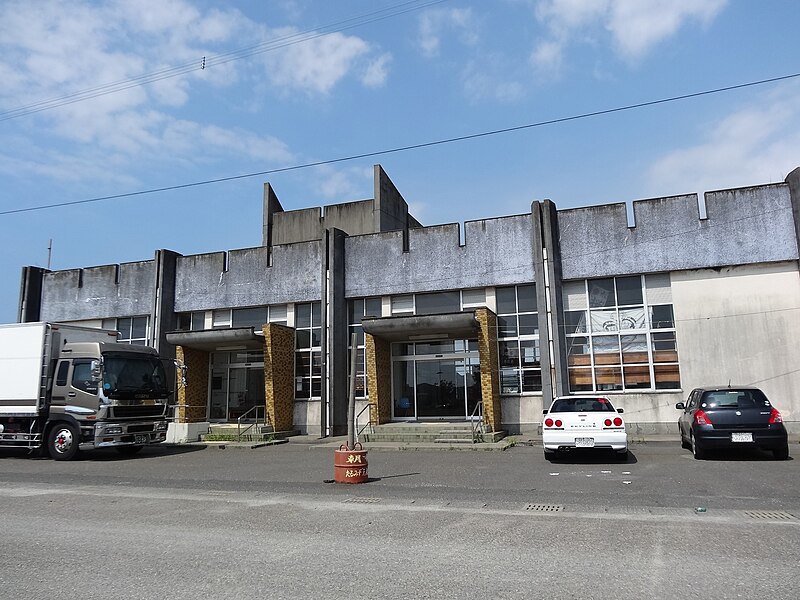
left=134, top=434, right=148, bottom=444
left=731, top=432, right=753, bottom=443
left=575, top=437, right=595, bottom=448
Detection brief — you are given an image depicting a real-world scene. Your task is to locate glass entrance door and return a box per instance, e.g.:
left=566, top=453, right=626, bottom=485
left=209, top=352, right=265, bottom=422
left=392, top=341, right=482, bottom=420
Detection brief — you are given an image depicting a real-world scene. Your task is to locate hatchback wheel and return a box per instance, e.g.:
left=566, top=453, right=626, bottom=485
left=773, top=444, right=789, bottom=461
left=691, top=432, right=706, bottom=460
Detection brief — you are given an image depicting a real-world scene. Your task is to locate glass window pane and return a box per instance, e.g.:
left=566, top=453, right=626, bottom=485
left=461, top=288, right=486, bottom=307
left=650, top=305, right=674, bottom=329
left=295, top=329, right=311, bottom=349
left=496, top=287, right=517, bottom=314
left=517, top=284, right=537, bottom=312
left=592, top=336, right=620, bottom=365
left=521, top=369, right=542, bottom=392
left=212, top=310, right=231, bottom=328
left=566, top=337, right=590, bottom=366
left=191, top=311, right=206, bottom=330
left=415, top=340, right=456, bottom=355
left=498, top=341, right=519, bottom=368
left=518, top=313, right=539, bottom=337
left=624, top=365, right=651, bottom=389
left=520, top=340, right=540, bottom=367
left=595, top=366, right=623, bottom=391
left=588, top=278, right=615, bottom=308
left=391, top=295, right=413, bottom=314
left=311, top=352, right=322, bottom=377
left=616, top=276, right=643, bottom=305
left=621, top=335, right=648, bottom=364
left=500, top=368, right=520, bottom=394
left=619, top=307, right=646, bottom=330
left=393, top=361, right=415, bottom=418
left=177, top=313, right=191, bottom=331
left=364, top=297, right=382, bottom=318
left=232, top=307, right=267, bottom=328
left=296, top=303, right=311, bottom=328
left=117, top=317, right=132, bottom=338
left=268, top=305, right=287, bottom=324
left=311, top=302, right=321, bottom=327
left=311, top=327, right=322, bottom=348
left=497, top=315, right=517, bottom=337
left=654, top=363, right=681, bottom=389
left=415, top=291, right=460, bottom=315
left=564, top=310, right=587, bottom=335
left=568, top=368, right=593, bottom=392
left=131, top=316, right=147, bottom=339
left=295, top=353, right=310, bottom=377
left=311, top=378, right=321, bottom=397
left=348, top=299, right=363, bottom=325
left=590, top=308, right=617, bottom=333
left=652, top=332, right=678, bottom=363
left=392, top=343, right=413, bottom=356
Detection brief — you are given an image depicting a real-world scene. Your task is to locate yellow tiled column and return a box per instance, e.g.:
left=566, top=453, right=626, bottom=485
left=175, top=346, right=209, bottom=423
left=263, top=323, right=295, bottom=432
left=365, top=333, right=392, bottom=425
left=475, top=307, right=501, bottom=432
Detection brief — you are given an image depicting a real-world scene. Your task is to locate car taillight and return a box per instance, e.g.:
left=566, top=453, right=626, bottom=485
left=613, top=417, right=623, bottom=427
left=769, top=409, right=783, bottom=424
left=694, top=409, right=712, bottom=425
left=604, top=419, right=612, bottom=426
left=555, top=420, right=562, bottom=427
left=545, top=418, right=554, bottom=428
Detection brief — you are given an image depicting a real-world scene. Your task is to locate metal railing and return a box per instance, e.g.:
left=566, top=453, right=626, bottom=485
left=354, top=403, right=374, bottom=444
left=237, top=405, right=270, bottom=441
left=470, top=401, right=485, bottom=443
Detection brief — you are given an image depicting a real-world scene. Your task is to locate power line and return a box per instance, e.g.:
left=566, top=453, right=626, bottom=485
left=0, top=0, right=449, bottom=122
left=2, top=70, right=799, bottom=217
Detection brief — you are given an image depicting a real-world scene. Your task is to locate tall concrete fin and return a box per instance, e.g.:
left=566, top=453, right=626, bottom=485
left=18, top=266, right=46, bottom=323
left=786, top=167, right=800, bottom=260
left=262, top=182, right=284, bottom=250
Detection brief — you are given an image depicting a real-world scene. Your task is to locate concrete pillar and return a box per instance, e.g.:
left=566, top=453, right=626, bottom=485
left=785, top=167, right=800, bottom=259
left=475, top=307, right=501, bottom=432
left=324, top=228, right=349, bottom=436
left=263, top=323, right=295, bottom=432
left=365, top=333, right=392, bottom=425
left=18, top=266, right=46, bottom=323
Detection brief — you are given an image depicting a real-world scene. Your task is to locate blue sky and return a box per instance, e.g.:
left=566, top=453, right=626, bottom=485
left=1, top=0, right=799, bottom=323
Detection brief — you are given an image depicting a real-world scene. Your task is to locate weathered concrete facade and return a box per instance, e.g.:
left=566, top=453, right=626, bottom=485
left=17, top=164, right=800, bottom=438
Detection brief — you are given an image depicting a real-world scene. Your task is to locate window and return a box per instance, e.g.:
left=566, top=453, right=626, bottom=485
left=102, top=316, right=148, bottom=345
left=71, top=360, right=98, bottom=394
left=176, top=306, right=287, bottom=331
left=496, top=284, right=541, bottom=394
left=563, top=274, right=680, bottom=392
left=347, top=297, right=382, bottom=399
left=295, top=302, right=322, bottom=400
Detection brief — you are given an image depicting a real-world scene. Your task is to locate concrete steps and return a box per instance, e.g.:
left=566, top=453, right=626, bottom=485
left=203, top=424, right=298, bottom=442
left=362, top=423, right=506, bottom=444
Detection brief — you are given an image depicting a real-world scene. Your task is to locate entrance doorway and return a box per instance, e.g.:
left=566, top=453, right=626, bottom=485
left=392, top=340, right=481, bottom=420
left=209, top=351, right=265, bottom=421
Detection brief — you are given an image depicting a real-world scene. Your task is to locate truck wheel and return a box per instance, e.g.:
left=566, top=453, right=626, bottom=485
left=48, top=423, right=80, bottom=461
left=115, top=445, right=144, bottom=456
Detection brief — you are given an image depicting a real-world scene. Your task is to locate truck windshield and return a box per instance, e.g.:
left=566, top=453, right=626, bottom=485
left=102, top=352, right=169, bottom=400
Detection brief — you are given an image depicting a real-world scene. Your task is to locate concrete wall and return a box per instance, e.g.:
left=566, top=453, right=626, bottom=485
left=323, top=200, right=375, bottom=237
left=345, top=214, right=534, bottom=297
left=40, top=260, right=156, bottom=321
left=174, top=242, right=322, bottom=312
left=271, top=208, right=324, bottom=245
left=374, top=165, right=410, bottom=233
left=558, top=184, right=797, bottom=279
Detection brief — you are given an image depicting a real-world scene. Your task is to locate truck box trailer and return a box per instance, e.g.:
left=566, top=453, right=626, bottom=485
left=0, top=322, right=172, bottom=459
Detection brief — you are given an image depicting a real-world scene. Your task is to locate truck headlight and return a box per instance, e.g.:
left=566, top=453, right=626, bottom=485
left=155, top=421, right=168, bottom=431
left=104, top=426, right=123, bottom=435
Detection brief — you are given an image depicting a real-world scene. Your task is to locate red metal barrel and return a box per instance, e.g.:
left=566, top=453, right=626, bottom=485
left=334, top=443, right=369, bottom=484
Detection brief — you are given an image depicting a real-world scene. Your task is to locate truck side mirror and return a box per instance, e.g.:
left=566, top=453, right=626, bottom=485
left=90, top=359, right=102, bottom=382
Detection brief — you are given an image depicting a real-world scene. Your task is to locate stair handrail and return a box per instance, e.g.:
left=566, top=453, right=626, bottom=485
left=354, top=403, right=374, bottom=444
left=237, top=405, right=269, bottom=441
left=470, top=401, right=485, bottom=443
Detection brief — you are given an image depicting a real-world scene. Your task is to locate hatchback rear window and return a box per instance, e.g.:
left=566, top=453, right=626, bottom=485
left=550, top=397, right=615, bottom=412
left=700, top=389, right=771, bottom=409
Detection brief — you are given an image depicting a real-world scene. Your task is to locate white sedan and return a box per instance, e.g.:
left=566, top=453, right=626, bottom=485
left=542, top=396, right=628, bottom=460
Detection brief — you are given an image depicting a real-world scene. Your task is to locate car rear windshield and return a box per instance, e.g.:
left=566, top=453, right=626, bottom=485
left=700, top=389, right=771, bottom=409
left=550, top=397, right=615, bottom=412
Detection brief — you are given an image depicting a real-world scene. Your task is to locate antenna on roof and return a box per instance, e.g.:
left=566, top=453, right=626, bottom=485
left=727, top=379, right=731, bottom=388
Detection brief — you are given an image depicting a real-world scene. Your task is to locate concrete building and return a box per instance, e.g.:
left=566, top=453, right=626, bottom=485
left=17, top=165, right=800, bottom=441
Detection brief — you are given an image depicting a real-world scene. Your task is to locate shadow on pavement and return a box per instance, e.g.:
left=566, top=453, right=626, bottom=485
left=545, top=449, right=639, bottom=465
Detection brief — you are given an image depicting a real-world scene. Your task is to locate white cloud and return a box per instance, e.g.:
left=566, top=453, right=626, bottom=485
left=310, top=164, right=373, bottom=201
left=417, top=8, right=478, bottom=58
left=645, top=83, right=800, bottom=194
left=533, top=0, right=728, bottom=68
left=361, top=53, right=392, bottom=88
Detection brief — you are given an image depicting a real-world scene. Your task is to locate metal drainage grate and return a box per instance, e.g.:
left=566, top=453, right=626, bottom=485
left=744, top=511, right=797, bottom=521
left=525, top=504, right=563, bottom=512
left=343, top=497, right=382, bottom=504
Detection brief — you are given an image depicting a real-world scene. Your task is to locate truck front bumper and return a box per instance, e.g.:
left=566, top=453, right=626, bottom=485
left=92, top=421, right=168, bottom=448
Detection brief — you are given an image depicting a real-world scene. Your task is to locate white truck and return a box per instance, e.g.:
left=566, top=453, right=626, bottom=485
left=0, top=322, right=172, bottom=460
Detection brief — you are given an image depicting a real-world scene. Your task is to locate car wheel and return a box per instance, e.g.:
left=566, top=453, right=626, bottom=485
left=47, top=423, right=80, bottom=461
left=679, top=426, right=690, bottom=450
left=690, top=432, right=706, bottom=460
left=115, top=445, right=144, bottom=456
left=773, top=444, right=789, bottom=461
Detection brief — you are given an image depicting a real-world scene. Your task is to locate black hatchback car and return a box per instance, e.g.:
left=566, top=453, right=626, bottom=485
left=676, top=387, right=789, bottom=460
